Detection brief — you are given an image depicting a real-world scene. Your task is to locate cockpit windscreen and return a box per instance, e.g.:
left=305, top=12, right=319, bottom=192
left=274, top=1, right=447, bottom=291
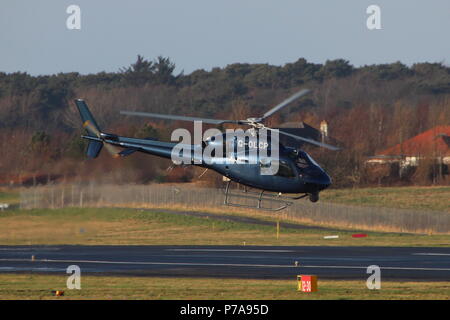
left=296, top=151, right=322, bottom=169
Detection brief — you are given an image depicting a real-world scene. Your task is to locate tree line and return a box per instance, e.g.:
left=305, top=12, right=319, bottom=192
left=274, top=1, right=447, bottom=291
left=0, top=56, right=449, bottom=187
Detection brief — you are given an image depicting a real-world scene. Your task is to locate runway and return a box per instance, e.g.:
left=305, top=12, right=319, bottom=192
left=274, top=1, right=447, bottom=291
left=0, top=245, right=449, bottom=281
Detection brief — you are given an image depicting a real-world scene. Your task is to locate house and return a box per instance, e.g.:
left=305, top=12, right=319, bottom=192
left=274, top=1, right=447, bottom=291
left=366, top=125, right=450, bottom=180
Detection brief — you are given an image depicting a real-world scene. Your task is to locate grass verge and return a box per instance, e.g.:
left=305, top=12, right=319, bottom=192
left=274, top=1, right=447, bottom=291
left=322, top=186, right=450, bottom=213
left=0, top=207, right=448, bottom=246
left=0, top=273, right=448, bottom=300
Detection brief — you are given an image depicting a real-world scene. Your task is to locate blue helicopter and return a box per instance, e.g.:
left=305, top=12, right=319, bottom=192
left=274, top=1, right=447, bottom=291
left=76, top=89, right=339, bottom=211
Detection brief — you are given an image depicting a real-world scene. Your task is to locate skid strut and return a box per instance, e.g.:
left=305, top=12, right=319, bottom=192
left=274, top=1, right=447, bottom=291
left=223, top=180, right=307, bottom=211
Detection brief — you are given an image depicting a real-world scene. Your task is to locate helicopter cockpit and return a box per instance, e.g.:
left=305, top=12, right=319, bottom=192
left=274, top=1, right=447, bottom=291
left=286, top=148, right=320, bottom=170
left=295, top=150, right=323, bottom=170
left=295, top=152, right=309, bottom=169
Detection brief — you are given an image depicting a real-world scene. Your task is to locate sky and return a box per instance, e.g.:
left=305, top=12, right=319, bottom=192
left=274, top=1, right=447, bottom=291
left=0, top=0, right=449, bottom=76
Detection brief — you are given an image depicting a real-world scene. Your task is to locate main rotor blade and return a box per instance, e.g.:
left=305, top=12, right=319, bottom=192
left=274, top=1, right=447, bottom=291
left=120, top=111, right=240, bottom=125
left=261, top=89, right=311, bottom=120
left=267, top=128, right=340, bottom=151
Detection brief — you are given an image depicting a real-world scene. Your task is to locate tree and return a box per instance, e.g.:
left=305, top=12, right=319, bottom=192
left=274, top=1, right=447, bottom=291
left=319, top=59, right=353, bottom=79
left=120, top=55, right=155, bottom=86
left=153, top=56, right=177, bottom=85
left=123, top=54, right=155, bottom=73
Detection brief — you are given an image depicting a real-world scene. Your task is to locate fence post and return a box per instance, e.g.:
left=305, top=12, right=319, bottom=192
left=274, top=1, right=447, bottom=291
left=51, top=187, right=55, bottom=209
left=34, top=187, right=37, bottom=209
left=71, top=185, right=74, bottom=207
left=61, top=188, right=65, bottom=208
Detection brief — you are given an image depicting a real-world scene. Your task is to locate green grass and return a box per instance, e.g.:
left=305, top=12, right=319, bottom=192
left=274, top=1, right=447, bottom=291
left=0, top=207, right=448, bottom=247
left=322, top=186, right=450, bottom=213
left=0, top=274, right=448, bottom=300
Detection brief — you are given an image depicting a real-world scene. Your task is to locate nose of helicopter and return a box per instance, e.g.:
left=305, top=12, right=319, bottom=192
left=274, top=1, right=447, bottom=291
left=301, top=168, right=331, bottom=192
left=316, top=171, right=331, bottom=191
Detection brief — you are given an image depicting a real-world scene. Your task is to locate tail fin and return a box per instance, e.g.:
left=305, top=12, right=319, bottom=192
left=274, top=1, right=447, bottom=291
left=75, top=99, right=103, bottom=158
left=75, top=99, right=101, bottom=138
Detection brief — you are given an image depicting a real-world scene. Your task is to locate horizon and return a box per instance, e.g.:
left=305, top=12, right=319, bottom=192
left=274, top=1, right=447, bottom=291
left=1, top=55, right=448, bottom=77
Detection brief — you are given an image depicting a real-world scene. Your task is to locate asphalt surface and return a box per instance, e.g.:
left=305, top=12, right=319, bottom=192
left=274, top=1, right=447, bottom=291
left=0, top=245, right=449, bottom=281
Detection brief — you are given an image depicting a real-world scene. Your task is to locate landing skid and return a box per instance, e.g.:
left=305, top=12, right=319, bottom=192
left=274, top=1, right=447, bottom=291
left=223, top=180, right=308, bottom=211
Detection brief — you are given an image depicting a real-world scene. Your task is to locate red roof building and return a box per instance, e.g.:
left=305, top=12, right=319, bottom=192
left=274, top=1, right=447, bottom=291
left=378, top=125, right=450, bottom=158
left=367, top=125, right=450, bottom=166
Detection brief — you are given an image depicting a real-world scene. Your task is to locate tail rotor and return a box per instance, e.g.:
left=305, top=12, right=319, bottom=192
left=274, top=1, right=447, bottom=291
left=75, top=99, right=121, bottom=158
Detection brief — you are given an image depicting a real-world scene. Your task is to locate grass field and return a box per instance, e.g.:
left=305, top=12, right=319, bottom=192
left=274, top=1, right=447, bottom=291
left=0, top=273, right=448, bottom=300
left=10, top=185, right=450, bottom=234
left=0, top=207, right=448, bottom=247
left=322, top=186, right=450, bottom=213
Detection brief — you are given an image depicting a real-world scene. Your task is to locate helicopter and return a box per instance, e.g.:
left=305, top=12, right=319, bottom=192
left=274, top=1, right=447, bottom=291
left=76, top=89, right=340, bottom=211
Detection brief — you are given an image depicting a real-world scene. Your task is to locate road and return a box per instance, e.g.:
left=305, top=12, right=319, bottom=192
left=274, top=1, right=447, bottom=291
left=0, top=245, right=449, bottom=281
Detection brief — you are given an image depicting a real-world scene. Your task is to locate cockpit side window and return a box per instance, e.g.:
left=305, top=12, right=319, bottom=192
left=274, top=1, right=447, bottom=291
left=296, top=156, right=309, bottom=168
left=296, top=151, right=323, bottom=170
left=296, top=152, right=309, bottom=168
left=274, top=160, right=296, bottom=178
left=260, top=159, right=296, bottom=178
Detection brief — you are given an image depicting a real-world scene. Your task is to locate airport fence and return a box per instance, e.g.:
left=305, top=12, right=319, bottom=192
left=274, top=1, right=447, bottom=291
left=19, top=183, right=450, bottom=234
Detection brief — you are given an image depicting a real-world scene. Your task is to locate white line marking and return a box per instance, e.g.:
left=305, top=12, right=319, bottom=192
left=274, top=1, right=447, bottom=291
left=301, top=265, right=450, bottom=271
left=166, top=249, right=295, bottom=253
left=1, top=258, right=449, bottom=272
left=0, top=248, right=61, bottom=251
left=0, top=258, right=293, bottom=268
left=413, top=253, right=450, bottom=256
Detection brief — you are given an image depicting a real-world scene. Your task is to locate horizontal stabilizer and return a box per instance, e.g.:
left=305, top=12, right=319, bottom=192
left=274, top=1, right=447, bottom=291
left=87, top=141, right=103, bottom=158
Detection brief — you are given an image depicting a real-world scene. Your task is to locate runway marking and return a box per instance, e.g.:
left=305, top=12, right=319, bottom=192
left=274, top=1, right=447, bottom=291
left=413, top=253, right=450, bottom=256
left=166, top=249, right=295, bottom=253
left=301, top=265, right=450, bottom=271
left=0, top=248, right=61, bottom=251
left=1, top=258, right=450, bottom=272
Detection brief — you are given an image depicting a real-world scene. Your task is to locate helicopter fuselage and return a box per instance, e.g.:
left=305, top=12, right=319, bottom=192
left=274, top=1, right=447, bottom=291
left=92, top=129, right=332, bottom=197
left=205, top=145, right=331, bottom=195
